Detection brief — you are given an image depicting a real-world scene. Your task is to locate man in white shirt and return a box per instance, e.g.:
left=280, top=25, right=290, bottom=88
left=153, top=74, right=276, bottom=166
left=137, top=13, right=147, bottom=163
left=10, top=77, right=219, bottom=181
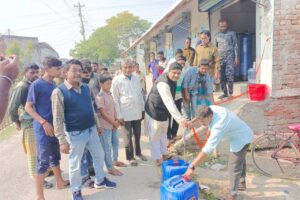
left=111, top=59, right=147, bottom=166
left=145, top=62, right=188, bottom=166
left=184, top=105, right=253, bottom=200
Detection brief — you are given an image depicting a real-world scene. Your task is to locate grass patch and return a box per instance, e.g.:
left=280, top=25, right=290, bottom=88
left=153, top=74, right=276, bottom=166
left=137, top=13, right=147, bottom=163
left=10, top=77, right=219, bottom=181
left=200, top=190, right=217, bottom=200
left=0, top=125, right=16, bottom=142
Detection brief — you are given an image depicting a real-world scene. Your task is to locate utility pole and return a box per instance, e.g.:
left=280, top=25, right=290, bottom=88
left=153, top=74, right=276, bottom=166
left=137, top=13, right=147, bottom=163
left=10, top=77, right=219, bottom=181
left=74, top=1, right=86, bottom=41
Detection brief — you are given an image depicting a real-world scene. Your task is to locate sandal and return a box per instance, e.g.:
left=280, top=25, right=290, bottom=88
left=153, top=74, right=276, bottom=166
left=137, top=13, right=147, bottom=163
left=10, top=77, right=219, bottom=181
left=56, top=180, right=70, bottom=189
left=114, top=161, right=127, bottom=167
left=108, top=169, right=123, bottom=176
left=44, top=181, right=53, bottom=189
left=238, top=182, right=246, bottom=191
left=129, top=160, right=138, bottom=166
left=83, top=177, right=94, bottom=188
left=137, top=155, right=148, bottom=161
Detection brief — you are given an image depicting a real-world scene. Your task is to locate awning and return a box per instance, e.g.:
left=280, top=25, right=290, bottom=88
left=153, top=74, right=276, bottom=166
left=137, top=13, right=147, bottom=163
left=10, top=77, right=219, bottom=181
left=198, top=0, right=233, bottom=12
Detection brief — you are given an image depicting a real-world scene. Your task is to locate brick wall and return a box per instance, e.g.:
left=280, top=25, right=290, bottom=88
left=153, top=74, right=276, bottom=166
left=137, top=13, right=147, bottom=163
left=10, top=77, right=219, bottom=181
left=263, top=96, right=300, bottom=134
left=272, top=0, right=300, bottom=97
left=263, top=0, right=300, bottom=133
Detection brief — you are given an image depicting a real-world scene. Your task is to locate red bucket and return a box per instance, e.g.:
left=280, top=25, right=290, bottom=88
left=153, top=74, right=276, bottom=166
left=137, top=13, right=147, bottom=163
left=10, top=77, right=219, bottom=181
left=248, top=84, right=268, bottom=101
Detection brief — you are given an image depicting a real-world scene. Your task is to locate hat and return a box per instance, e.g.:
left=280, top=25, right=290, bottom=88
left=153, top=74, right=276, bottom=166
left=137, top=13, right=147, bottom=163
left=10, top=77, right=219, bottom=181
left=200, top=59, right=210, bottom=66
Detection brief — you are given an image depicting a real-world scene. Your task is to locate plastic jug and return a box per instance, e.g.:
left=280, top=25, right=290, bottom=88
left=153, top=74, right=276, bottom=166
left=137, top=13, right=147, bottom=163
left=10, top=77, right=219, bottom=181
left=248, top=62, right=256, bottom=84
left=162, top=159, right=189, bottom=181
left=160, top=175, right=199, bottom=200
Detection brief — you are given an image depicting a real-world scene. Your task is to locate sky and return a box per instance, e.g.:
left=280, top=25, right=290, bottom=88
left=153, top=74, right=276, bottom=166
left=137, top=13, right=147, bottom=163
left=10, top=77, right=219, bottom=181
left=0, top=0, right=178, bottom=58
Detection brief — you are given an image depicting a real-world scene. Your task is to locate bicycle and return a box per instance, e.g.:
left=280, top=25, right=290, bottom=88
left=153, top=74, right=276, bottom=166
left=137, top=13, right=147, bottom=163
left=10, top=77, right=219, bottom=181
left=251, top=124, right=300, bottom=179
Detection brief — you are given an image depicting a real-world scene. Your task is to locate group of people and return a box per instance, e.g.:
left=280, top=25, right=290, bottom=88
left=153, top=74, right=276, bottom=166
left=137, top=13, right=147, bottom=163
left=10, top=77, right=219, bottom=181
left=7, top=57, right=150, bottom=200
left=0, top=18, right=252, bottom=200
left=148, top=18, right=239, bottom=119
left=145, top=18, right=252, bottom=200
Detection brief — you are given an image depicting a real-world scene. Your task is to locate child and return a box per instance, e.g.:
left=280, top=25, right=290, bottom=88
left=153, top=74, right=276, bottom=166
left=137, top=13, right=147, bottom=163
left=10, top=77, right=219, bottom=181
left=158, top=57, right=168, bottom=75
left=96, top=75, right=126, bottom=176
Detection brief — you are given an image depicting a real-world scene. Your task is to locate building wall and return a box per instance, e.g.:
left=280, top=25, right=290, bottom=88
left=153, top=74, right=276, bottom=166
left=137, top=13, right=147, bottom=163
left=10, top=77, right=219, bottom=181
left=190, top=0, right=209, bottom=46
left=262, top=0, right=300, bottom=133
left=256, top=1, right=274, bottom=91
left=272, top=0, right=300, bottom=98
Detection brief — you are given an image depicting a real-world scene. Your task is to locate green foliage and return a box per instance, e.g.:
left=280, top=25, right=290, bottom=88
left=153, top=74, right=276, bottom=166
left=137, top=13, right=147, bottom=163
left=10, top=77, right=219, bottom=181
left=23, top=41, right=35, bottom=64
left=70, top=27, right=119, bottom=65
left=5, top=40, right=35, bottom=81
left=5, top=40, right=22, bottom=57
left=106, top=11, right=151, bottom=50
left=70, top=11, right=151, bottom=65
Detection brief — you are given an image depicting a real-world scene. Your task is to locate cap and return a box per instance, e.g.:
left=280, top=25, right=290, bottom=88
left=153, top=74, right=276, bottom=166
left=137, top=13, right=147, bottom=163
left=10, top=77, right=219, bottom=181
left=200, top=59, right=210, bottom=66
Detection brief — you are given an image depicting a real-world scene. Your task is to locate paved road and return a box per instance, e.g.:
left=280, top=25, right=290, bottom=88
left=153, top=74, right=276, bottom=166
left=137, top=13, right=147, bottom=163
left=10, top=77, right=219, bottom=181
left=0, top=129, right=161, bottom=200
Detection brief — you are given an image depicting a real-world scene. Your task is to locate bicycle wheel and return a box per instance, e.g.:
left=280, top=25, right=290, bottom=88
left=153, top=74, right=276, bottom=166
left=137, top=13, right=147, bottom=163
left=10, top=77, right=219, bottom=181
left=251, top=134, right=300, bottom=178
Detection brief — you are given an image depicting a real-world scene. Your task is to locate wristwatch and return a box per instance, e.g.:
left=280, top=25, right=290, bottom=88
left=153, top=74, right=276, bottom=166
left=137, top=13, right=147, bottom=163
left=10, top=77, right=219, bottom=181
left=188, top=164, right=195, bottom=170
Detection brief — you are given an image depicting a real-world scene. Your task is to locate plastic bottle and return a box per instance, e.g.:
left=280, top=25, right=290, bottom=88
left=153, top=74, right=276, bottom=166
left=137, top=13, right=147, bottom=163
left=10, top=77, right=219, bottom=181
left=248, top=62, right=256, bottom=84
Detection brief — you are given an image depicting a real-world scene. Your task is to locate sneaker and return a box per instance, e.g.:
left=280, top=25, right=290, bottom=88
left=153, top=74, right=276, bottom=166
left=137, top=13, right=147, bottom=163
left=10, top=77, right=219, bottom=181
left=218, top=94, right=228, bottom=99
left=94, top=177, right=117, bottom=189
left=72, top=190, right=83, bottom=200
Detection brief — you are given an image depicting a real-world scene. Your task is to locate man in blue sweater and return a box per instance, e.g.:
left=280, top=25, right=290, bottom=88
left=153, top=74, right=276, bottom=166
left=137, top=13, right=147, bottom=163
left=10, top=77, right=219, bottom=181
left=52, top=59, right=116, bottom=200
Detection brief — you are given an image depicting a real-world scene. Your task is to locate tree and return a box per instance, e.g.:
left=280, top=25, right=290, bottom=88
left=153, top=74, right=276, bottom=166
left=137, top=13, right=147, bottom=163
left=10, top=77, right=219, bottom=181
left=106, top=11, right=151, bottom=51
left=70, top=27, right=119, bottom=65
left=70, top=11, right=151, bottom=64
left=5, top=40, right=22, bottom=58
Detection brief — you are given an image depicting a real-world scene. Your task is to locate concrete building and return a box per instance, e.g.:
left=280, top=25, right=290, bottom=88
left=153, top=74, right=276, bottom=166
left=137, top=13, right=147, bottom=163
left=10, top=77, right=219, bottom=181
left=124, top=0, right=300, bottom=135
left=0, top=35, right=59, bottom=67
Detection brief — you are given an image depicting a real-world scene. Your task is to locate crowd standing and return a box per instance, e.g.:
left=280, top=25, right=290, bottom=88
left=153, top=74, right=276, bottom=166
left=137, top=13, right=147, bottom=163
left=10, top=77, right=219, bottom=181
left=3, top=18, right=251, bottom=200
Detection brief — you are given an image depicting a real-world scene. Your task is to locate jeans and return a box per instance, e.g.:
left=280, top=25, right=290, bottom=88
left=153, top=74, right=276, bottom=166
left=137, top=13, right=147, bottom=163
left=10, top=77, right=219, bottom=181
left=99, top=129, right=119, bottom=170
left=120, top=120, right=142, bottom=160
left=66, top=125, right=106, bottom=192
left=80, top=150, right=93, bottom=177
left=182, top=94, right=197, bottom=120
left=111, top=129, right=119, bottom=162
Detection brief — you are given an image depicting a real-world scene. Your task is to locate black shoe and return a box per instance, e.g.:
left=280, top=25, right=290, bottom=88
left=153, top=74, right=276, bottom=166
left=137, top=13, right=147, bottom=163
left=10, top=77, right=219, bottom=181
left=218, top=94, right=228, bottom=99
left=72, top=190, right=83, bottom=200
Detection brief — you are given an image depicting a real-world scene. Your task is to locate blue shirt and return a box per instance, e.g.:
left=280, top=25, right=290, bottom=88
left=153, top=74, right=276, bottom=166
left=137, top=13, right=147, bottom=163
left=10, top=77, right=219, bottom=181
left=202, top=105, right=253, bottom=154
left=182, top=67, right=212, bottom=96
left=27, top=78, right=57, bottom=144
